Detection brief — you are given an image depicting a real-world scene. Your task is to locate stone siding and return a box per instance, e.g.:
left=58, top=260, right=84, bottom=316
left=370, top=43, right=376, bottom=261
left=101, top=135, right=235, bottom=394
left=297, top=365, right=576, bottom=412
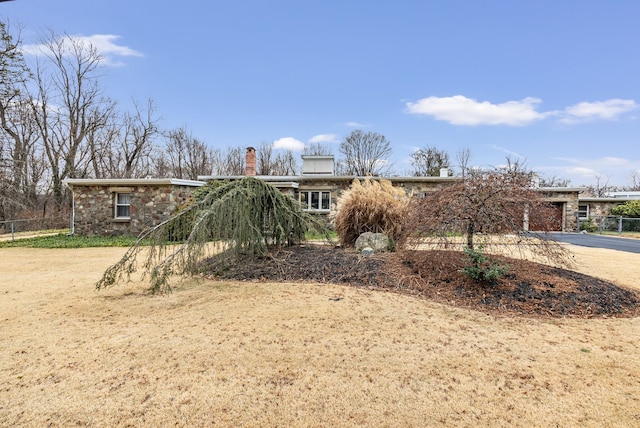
left=580, top=200, right=638, bottom=227
left=585, top=201, right=621, bottom=220
left=72, top=184, right=196, bottom=236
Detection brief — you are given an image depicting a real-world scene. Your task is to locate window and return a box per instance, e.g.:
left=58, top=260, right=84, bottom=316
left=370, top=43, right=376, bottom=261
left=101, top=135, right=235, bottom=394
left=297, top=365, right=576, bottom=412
left=300, top=190, right=331, bottom=211
left=577, top=204, right=589, bottom=220
left=115, top=193, right=131, bottom=219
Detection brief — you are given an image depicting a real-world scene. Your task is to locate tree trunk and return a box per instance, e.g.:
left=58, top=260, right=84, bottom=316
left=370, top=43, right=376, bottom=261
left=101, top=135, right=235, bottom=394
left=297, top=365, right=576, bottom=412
left=466, top=221, right=475, bottom=249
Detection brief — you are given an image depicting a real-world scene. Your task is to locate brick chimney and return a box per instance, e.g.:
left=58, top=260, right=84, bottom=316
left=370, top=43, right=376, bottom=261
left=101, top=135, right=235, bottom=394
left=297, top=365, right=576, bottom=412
left=245, top=147, right=256, bottom=176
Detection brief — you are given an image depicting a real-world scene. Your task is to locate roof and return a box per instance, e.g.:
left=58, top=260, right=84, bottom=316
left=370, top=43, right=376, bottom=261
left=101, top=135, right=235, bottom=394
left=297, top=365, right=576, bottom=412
left=579, top=197, right=640, bottom=203
left=604, top=191, right=640, bottom=199
left=63, top=176, right=587, bottom=195
left=537, top=186, right=588, bottom=192
left=63, top=178, right=206, bottom=187
left=301, top=155, right=335, bottom=159
left=196, top=174, right=461, bottom=183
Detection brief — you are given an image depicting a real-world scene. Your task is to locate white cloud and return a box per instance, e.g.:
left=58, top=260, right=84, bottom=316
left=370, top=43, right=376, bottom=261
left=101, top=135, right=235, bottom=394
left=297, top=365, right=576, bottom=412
left=406, top=95, right=638, bottom=127
left=273, top=137, right=305, bottom=151
left=406, top=95, right=547, bottom=126
left=564, top=166, right=598, bottom=178
left=554, top=156, right=631, bottom=169
left=543, top=156, right=640, bottom=185
left=345, top=121, right=367, bottom=128
left=489, top=145, right=526, bottom=160
left=22, top=34, right=143, bottom=66
left=309, top=134, right=338, bottom=144
left=599, top=156, right=630, bottom=167
left=559, top=99, right=637, bottom=124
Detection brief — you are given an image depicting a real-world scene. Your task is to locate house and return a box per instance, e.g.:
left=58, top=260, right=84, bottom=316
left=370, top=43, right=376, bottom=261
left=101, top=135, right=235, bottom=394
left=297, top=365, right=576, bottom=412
left=63, top=178, right=204, bottom=236
left=65, top=147, right=586, bottom=236
left=577, top=191, right=640, bottom=230
left=199, top=147, right=584, bottom=233
left=197, top=148, right=461, bottom=218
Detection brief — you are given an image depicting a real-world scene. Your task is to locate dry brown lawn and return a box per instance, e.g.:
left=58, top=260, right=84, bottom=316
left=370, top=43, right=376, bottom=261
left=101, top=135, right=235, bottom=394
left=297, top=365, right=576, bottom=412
left=1, top=245, right=640, bottom=427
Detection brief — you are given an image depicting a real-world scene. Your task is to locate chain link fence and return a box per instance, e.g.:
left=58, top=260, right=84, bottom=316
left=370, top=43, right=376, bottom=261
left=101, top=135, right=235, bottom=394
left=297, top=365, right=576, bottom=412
left=0, top=216, right=70, bottom=241
left=580, top=216, right=640, bottom=235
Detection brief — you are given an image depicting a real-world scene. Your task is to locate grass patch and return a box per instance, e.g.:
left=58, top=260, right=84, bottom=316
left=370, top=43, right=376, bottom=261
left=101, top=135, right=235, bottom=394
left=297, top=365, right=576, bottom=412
left=0, top=229, right=337, bottom=249
left=0, top=233, right=142, bottom=249
left=599, top=231, right=640, bottom=239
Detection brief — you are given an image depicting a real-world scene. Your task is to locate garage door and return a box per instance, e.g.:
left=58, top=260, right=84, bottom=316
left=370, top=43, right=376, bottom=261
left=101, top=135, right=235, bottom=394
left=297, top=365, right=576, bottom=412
left=529, top=202, right=564, bottom=231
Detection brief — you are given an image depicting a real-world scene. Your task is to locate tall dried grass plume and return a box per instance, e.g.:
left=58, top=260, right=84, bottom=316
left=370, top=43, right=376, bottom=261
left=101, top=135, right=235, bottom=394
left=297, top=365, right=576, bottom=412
left=335, top=178, right=409, bottom=247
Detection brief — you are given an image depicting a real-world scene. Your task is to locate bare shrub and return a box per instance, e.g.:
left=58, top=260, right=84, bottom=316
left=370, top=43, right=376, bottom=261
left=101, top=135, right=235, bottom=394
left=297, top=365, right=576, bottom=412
left=401, top=165, right=572, bottom=268
left=335, top=178, right=409, bottom=247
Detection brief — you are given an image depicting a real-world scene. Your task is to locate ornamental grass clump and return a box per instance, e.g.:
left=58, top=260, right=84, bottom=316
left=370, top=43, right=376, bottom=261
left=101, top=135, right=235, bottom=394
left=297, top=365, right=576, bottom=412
left=335, top=178, right=409, bottom=248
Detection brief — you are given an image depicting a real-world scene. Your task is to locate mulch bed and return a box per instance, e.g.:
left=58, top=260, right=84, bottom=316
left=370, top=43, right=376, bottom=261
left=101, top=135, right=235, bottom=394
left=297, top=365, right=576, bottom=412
left=204, top=244, right=640, bottom=319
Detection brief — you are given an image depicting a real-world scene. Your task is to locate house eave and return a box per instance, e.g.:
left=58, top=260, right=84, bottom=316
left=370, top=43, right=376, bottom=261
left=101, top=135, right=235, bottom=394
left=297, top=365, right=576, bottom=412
left=63, top=178, right=206, bottom=188
left=198, top=175, right=462, bottom=183
left=579, top=197, right=640, bottom=203
left=536, top=186, right=588, bottom=192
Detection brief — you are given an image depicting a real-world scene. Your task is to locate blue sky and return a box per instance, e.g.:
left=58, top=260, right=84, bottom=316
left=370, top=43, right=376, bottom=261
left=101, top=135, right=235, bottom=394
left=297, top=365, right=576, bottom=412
left=5, top=0, right=640, bottom=185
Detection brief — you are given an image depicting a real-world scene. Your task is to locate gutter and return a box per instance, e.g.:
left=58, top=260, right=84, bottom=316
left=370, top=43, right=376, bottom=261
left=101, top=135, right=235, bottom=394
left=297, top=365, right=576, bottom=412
left=63, top=180, right=75, bottom=236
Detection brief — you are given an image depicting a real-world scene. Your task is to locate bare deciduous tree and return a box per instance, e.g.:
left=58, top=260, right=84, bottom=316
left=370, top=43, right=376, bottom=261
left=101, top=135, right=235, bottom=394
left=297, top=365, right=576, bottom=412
left=0, top=98, right=44, bottom=216
left=29, top=31, right=116, bottom=208
left=272, top=150, right=298, bottom=176
left=339, top=130, right=392, bottom=176
left=584, top=174, right=614, bottom=197
left=0, top=21, right=37, bottom=219
left=455, top=148, right=472, bottom=179
left=217, top=146, right=245, bottom=176
left=255, top=142, right=299, bottom=176
left=409, top=146, right=450, bottom=177
left=624, top=171, right=640, bottom=191
left=163, top=126, right=217, bottom=180
left=303, top=142, right=333, bottom=156
left=256, top=142, right=274, bottom=176
left=538, top=174, right=571, bottom=188
left=113, top=99, right=159, bottom=178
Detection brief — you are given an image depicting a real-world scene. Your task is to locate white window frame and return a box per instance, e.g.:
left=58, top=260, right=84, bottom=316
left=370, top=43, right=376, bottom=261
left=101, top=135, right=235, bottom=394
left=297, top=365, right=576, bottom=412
left=300, top=190, right=331, bottom=212
left=577, top=204, right=589, bottom=220
left=114, top=192, right=131, bottom=219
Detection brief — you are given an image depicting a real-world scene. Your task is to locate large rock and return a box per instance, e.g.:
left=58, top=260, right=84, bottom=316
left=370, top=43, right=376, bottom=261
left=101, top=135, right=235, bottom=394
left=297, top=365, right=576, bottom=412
left=355, top=232, right=392, bottom=252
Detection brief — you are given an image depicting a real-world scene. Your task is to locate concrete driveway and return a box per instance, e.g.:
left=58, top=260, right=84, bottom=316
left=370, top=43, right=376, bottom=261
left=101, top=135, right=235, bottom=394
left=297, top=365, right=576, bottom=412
left=548, top=232, right=640, bottom=254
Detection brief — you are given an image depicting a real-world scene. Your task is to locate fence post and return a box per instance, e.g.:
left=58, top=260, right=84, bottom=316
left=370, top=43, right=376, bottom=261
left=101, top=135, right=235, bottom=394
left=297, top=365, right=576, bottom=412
left=11, top=221, right=15, bottom=241
left=618, top=216, right=623, bottom=235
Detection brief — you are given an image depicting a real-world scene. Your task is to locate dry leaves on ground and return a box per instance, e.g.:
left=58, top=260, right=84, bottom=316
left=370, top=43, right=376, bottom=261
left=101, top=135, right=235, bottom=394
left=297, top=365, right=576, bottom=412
left=206, top=244, right=640, bottom=319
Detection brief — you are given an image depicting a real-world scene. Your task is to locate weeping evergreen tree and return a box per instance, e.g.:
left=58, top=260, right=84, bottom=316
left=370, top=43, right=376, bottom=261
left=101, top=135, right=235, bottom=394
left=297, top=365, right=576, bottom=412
left=96, top=177, right=322, bottom=294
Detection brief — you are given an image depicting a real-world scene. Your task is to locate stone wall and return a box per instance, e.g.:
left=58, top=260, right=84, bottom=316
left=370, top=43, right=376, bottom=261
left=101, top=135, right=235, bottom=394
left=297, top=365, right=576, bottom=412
left=72, top=184, right=196, bottom=236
